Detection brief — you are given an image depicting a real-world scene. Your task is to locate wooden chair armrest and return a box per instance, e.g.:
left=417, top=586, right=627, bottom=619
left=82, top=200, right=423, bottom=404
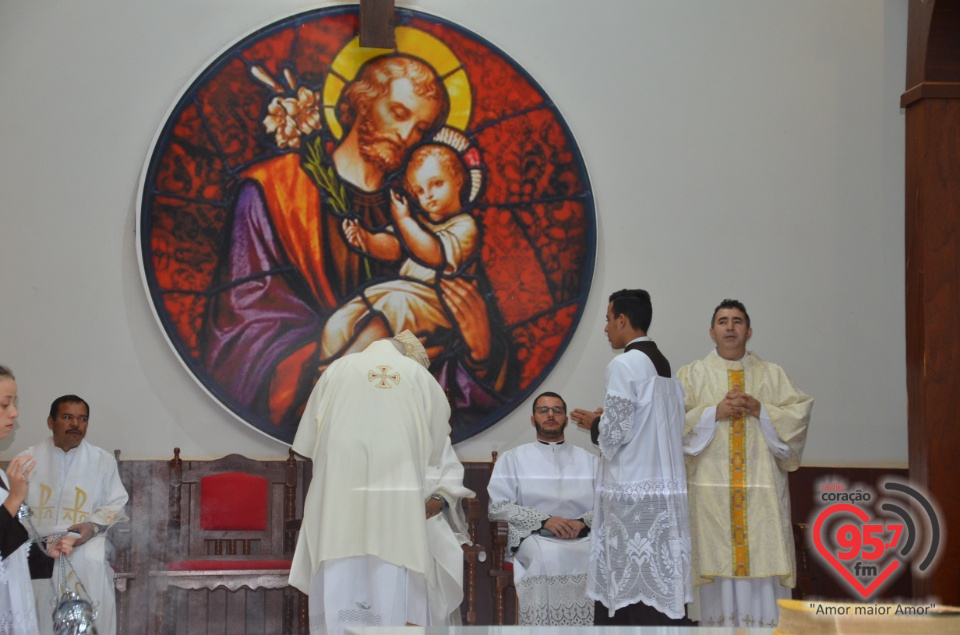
left=462, top=498, right=481, bottom=545
left=460, top=498, right=485, bottom=627
left=284, top=518, right=303, bottom=556
left=461, top=542, right=486, bottom=563
left=487, top=520, right=512, bottom=624
left=490, top=520, right=509, bottom=571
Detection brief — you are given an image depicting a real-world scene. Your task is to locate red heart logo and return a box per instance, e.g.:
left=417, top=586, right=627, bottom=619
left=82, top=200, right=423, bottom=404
left=812, top=503, right=901, bottom=599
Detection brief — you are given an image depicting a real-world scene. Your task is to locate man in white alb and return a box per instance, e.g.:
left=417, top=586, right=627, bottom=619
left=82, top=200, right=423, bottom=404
left=23, top=395, right=128, bottom=635
left=488, top=391, right=597, bottom=625
left=678, top=299, right=812, bottom=627
left=572, top=288, right=693, bottom=626
left=289, top=330, right=473, bottom=635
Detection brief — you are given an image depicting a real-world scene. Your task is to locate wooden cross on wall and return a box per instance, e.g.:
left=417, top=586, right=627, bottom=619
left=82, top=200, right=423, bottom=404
left=360, top=0, right=396, bottom=49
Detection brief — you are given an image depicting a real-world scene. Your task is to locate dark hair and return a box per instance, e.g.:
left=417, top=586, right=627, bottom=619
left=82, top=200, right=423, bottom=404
left=49, top=395, right=89, bottom=419
left=711, top=299, right=751, bottom=328
left=609, top=288, right=652, bottom=332
left=0, top=365, right=14, bottom=381
left=532, top=391, right=567, bottom=414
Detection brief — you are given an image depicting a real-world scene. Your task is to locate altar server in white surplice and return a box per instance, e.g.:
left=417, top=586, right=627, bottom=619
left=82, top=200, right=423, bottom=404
left=488, top=391, right=597, bottom=625
left=572, top=289, right=693, bottom=626
left=289, top=331, right=460, bottom=635
left=21, top=395, right=128, bottom=635
left=678, top=299, right=812, bottom=628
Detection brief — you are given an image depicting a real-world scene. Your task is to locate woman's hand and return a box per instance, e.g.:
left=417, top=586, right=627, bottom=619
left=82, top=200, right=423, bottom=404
left=3, top=455, right=34, bottom=516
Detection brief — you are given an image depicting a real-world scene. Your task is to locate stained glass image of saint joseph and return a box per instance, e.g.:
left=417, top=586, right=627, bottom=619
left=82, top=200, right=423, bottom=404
left=202, top=51, right=514, bottom=440
left=140, top=9, right=596, bottom=446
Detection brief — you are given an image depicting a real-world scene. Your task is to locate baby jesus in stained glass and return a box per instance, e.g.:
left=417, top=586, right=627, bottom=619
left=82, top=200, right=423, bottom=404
left=319, top=133, right=482, bottom=364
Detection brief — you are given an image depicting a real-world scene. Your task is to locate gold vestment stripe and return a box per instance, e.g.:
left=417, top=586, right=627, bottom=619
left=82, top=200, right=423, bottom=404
left=728, top=369, right=749, bottom=576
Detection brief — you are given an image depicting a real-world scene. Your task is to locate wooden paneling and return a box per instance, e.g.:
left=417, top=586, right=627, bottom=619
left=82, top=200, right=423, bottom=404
left=904, top=0, right=960, bottom=605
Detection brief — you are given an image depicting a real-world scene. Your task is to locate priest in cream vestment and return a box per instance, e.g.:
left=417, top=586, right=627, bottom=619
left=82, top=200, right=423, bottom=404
left=289, top=331, right=465, bottom=635
left=678, top=300, right=813, bottom=628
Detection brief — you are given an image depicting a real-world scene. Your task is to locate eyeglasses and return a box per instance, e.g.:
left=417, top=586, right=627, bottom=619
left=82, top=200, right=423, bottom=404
left=535, top=405, right=566, bottom=415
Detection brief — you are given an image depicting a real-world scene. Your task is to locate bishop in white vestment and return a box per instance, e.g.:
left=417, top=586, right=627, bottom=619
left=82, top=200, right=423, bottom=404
left=678, top=300, right=813, bottom=627
left=289, top=333, right=456, bottom=635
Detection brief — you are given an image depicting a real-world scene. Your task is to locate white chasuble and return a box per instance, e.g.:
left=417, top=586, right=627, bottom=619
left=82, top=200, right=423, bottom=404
left=289, top=340, right=451, bottom=635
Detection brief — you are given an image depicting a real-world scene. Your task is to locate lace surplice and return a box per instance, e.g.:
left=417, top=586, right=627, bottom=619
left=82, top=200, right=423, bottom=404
left=588, top=343, right=693, bottom=620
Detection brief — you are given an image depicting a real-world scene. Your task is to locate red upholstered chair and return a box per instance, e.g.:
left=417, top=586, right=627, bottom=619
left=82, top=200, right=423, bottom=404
left=152, top=448, right=305, bottom=634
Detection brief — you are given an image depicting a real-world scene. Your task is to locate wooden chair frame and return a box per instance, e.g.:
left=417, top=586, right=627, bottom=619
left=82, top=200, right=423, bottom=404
left=460, top=497, right=485, bottom=625
left=486, top=450, right=518, bottom=625
left=151, top=448, right=306, bottom=634
left=111, top=450, right=135, bottom=630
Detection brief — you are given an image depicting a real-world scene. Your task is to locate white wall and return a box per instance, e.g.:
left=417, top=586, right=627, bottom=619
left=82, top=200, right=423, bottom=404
left=0, top=0, right=907, bottom=466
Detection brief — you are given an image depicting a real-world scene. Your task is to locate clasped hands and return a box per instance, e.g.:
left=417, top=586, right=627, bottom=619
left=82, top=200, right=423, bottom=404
left=717, top=386, right=761, bottom=420
left=543, top=516, right=586, bottom=540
